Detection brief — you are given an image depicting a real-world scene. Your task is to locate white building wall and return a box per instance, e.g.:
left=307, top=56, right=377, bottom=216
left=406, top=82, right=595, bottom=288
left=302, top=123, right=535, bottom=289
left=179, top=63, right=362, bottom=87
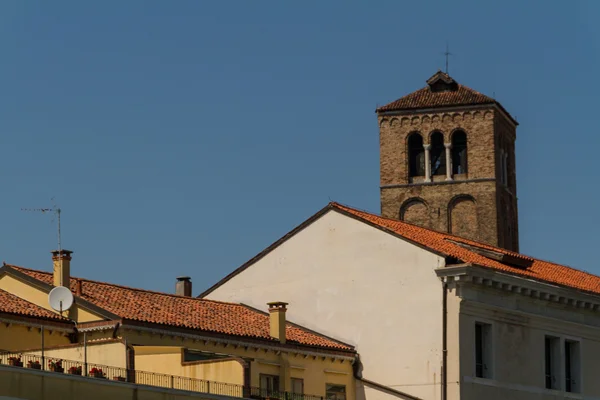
left=206, top=210, right=447, bottom=400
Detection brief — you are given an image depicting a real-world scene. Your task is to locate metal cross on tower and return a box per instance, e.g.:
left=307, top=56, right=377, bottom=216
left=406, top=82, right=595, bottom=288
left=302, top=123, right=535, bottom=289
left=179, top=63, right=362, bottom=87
left=443, top=42, right=453, bottom=74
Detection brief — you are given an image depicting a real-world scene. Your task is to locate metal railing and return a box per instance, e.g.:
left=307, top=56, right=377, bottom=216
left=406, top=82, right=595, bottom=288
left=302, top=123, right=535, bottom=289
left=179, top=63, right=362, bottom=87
left=0, top=351, right=327, bottom=400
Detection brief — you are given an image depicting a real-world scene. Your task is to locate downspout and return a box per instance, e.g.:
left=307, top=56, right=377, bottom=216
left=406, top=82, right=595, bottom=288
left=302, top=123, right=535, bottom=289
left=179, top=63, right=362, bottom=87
left=441, top=280, right=448, bottom=400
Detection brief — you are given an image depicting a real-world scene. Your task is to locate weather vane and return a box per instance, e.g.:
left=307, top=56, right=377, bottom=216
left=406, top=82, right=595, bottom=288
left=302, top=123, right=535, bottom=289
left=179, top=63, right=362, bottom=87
left=21, top=198, right=63, bottom=252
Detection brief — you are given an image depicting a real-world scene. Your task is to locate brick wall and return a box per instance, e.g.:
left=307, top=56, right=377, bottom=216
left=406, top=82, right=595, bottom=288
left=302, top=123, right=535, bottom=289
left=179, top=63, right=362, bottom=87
left=378, top=106, right=519, bottom=251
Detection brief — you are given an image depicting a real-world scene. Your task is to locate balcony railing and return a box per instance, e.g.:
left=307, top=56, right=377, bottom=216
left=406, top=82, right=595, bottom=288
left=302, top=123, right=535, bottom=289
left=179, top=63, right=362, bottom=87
left=0, top=351, right=326, bottom=400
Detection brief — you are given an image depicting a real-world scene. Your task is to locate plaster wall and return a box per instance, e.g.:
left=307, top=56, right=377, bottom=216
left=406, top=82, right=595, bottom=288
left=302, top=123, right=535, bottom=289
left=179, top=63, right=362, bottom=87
left=206, top=210, right=446, bottom=400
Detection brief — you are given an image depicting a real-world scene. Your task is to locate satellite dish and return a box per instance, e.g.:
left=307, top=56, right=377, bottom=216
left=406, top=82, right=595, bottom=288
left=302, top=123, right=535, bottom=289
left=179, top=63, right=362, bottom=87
left=48, top=286, right=74, bottom=313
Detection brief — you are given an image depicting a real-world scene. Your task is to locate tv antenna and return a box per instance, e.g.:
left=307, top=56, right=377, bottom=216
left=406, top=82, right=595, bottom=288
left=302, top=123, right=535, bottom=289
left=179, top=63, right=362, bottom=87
left=21, top=198, right=63, bottom=252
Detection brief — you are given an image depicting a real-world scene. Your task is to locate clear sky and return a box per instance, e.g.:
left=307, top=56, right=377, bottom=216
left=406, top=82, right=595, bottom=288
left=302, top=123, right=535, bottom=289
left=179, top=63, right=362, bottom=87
left=1, top=1, right=599, bottom=295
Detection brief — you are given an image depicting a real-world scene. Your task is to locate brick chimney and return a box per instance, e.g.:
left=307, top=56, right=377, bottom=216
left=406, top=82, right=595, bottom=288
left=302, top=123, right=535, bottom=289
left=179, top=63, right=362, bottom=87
left=267, top=301, right=288, bottom=344
left=176, top=276, right=192, bottom=297
left=51, top=250, right=73, bottom=288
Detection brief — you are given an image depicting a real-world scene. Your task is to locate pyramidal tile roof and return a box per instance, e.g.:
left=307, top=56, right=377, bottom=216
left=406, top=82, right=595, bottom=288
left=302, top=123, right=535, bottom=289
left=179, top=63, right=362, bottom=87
left=7, top=266, right=353, bottom=352
left=330, top=202, right=600, bottom=296
left=376, top=71, right=516, bottom=124
left=0, top=288, right=68, bottom=322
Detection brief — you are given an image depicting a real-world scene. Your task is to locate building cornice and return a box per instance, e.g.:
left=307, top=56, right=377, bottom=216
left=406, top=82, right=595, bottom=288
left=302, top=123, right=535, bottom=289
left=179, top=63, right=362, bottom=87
left=381, top=178, right=496, bottom=189
left=0, top=315, right=73, bottom=334
left=436, top=264, right=600, bottom=311
left=377, top=103, right=518, bottom=127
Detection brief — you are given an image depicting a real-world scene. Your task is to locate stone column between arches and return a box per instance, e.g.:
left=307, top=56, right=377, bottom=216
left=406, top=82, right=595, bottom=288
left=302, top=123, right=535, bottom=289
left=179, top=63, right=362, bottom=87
left=444, top=142, right=452, bottom=181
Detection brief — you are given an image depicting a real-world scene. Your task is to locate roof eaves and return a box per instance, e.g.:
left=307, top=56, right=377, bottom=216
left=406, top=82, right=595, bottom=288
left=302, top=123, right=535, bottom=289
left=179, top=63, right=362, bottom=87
left=0, top=311, right=74, bottom=331
left=240, top=303, right=355, bottom=351
left=120, top=318, right=357, bottom=357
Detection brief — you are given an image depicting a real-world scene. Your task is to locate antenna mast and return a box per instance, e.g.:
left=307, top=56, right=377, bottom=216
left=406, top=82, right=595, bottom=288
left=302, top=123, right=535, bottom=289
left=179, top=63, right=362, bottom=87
left=21, top=199, right=62, bottom=251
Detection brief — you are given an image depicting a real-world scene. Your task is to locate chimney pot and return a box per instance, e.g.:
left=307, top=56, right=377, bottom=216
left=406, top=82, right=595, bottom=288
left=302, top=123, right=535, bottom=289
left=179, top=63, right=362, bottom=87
left=51, top=250, right=73, bottom=288
left=176, top=276, right=192, bottom=297
left=267, top=301, right=288, bottom=344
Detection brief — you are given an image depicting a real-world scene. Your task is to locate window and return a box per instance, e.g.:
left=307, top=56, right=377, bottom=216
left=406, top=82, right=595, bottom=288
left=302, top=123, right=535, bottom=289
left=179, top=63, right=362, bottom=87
left=291, top=378, right=304, bottom=396
left=408, top=133, right=425, bottom=177
left=545, top=336, right=560, bottom=390
left=430, top=132, right=446, bottom=176
left=326, top=384, right=346, bottom=400
left=451, top=131, right=468, bottom=174
left=475, top=322, right=492, bottom=378
left=565, top=340, right=581, bottom=393
left=260, top=374, right=280, bottom=397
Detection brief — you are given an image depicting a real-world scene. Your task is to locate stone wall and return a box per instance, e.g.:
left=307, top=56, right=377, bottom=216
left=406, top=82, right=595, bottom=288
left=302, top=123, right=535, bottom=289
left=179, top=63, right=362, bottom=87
left=378, top=106, right=519, bottom=250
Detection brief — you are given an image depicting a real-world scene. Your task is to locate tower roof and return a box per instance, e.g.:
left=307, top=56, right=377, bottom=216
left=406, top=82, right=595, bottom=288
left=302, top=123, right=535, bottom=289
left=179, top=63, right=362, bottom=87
left=376, top=71, right=517, bottom=124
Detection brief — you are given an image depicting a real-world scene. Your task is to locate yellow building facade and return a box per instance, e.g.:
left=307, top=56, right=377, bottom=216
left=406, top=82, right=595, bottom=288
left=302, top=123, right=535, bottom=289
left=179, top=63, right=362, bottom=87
left=0, top=251, right=357, bottom=400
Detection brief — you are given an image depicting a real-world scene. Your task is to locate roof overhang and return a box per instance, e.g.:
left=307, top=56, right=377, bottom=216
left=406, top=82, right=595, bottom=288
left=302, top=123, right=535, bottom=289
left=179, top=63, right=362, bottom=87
left=120, top=319, right=357, bottom=361
left=437, top=264, right=600, bottom=311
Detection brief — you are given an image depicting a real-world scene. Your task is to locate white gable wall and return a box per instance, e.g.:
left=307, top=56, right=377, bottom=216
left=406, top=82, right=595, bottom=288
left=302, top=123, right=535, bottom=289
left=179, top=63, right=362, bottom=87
left=206, top=210, right=447, bottom=400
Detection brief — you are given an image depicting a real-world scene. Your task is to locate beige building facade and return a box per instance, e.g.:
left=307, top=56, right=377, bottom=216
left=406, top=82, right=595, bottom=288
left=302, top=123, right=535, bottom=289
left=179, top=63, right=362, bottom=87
left=202, top=202, right=600, bottom=400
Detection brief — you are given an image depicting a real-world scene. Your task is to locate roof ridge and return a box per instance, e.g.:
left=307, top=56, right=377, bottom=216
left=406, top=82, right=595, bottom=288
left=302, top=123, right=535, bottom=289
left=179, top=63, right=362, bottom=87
left=8, top=265, right=259, bottom=308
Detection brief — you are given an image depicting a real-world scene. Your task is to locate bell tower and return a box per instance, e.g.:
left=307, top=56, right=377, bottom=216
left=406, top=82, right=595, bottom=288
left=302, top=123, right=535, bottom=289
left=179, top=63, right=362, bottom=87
left=377, top=71, right=519, bottom=251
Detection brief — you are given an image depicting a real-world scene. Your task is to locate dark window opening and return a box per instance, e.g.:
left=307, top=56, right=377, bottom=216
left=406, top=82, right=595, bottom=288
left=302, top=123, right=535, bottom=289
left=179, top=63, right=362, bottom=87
left=565, top=340, right=580, bottom=393
left=545, top=336, right=560, bottom=390
left=430, top=132, right=446, bottom=176
left=452, top=131, right=468, bottom=174
left=408, top=133, right=425, bottom=177
left=475, top=322, right=492, bottom=378
left=326, top=384, right=346, bottom=400
left=260, top=374, right=280, bottom=397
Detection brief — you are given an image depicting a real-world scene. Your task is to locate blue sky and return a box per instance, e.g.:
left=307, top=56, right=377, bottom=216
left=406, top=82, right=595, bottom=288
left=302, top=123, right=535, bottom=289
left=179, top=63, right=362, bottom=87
left=1, top=1, right=599, bottom=294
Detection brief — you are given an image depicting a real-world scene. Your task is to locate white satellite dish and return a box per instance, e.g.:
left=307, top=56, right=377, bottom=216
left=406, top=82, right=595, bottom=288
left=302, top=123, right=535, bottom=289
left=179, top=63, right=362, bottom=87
left=48, top=286, right=74, bottom=313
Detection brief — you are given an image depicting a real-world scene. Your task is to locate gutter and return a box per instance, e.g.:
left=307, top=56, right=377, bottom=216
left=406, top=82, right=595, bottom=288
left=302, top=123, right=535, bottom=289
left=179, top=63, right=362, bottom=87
left=441, top=281, right=448, bottom=400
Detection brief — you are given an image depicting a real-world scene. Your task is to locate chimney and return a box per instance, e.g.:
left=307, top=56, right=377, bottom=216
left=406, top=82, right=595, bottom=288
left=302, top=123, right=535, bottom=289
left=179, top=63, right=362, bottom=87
left=176, top=276, right=192, bottom=297
left=267, top=301, right=288, bottom=344
left=51, top=250, right=73, bottom=288
left=75, top=279, right=82, bottom=297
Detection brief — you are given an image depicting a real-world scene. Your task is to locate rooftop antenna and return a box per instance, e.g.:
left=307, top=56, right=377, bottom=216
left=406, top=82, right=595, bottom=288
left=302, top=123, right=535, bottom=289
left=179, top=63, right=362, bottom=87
left=21, top=198, right=62, bottom=252
left=443, top=42, right=453, bottom=74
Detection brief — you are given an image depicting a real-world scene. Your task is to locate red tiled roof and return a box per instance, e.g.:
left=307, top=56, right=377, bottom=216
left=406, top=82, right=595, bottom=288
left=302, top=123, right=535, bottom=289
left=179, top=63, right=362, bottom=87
left=331, top=202, right=600, bottom=296
left=376, top=84, right=494, bottom=112
left=375, top=71, right=518, bottom=126
left=9, top=267, right=353, bottom=352
left=0, top=288, right=68, bottom=322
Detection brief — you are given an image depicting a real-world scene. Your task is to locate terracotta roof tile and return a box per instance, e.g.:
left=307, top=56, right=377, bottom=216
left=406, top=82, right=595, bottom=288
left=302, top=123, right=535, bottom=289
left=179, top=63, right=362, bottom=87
left=0, top=288, right=68, bottom=322
left=375, top=71, right=517, bottom=125
left=331, top=202, right=600, bottom=296
left=376, top=84, right=494, bottom=112
left=9, top=267, right=353, bottom=352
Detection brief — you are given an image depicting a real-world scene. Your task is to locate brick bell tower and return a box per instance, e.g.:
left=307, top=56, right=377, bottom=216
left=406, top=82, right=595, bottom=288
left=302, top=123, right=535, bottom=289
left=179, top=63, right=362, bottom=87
left=376, top=71, right=519, bottom=251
